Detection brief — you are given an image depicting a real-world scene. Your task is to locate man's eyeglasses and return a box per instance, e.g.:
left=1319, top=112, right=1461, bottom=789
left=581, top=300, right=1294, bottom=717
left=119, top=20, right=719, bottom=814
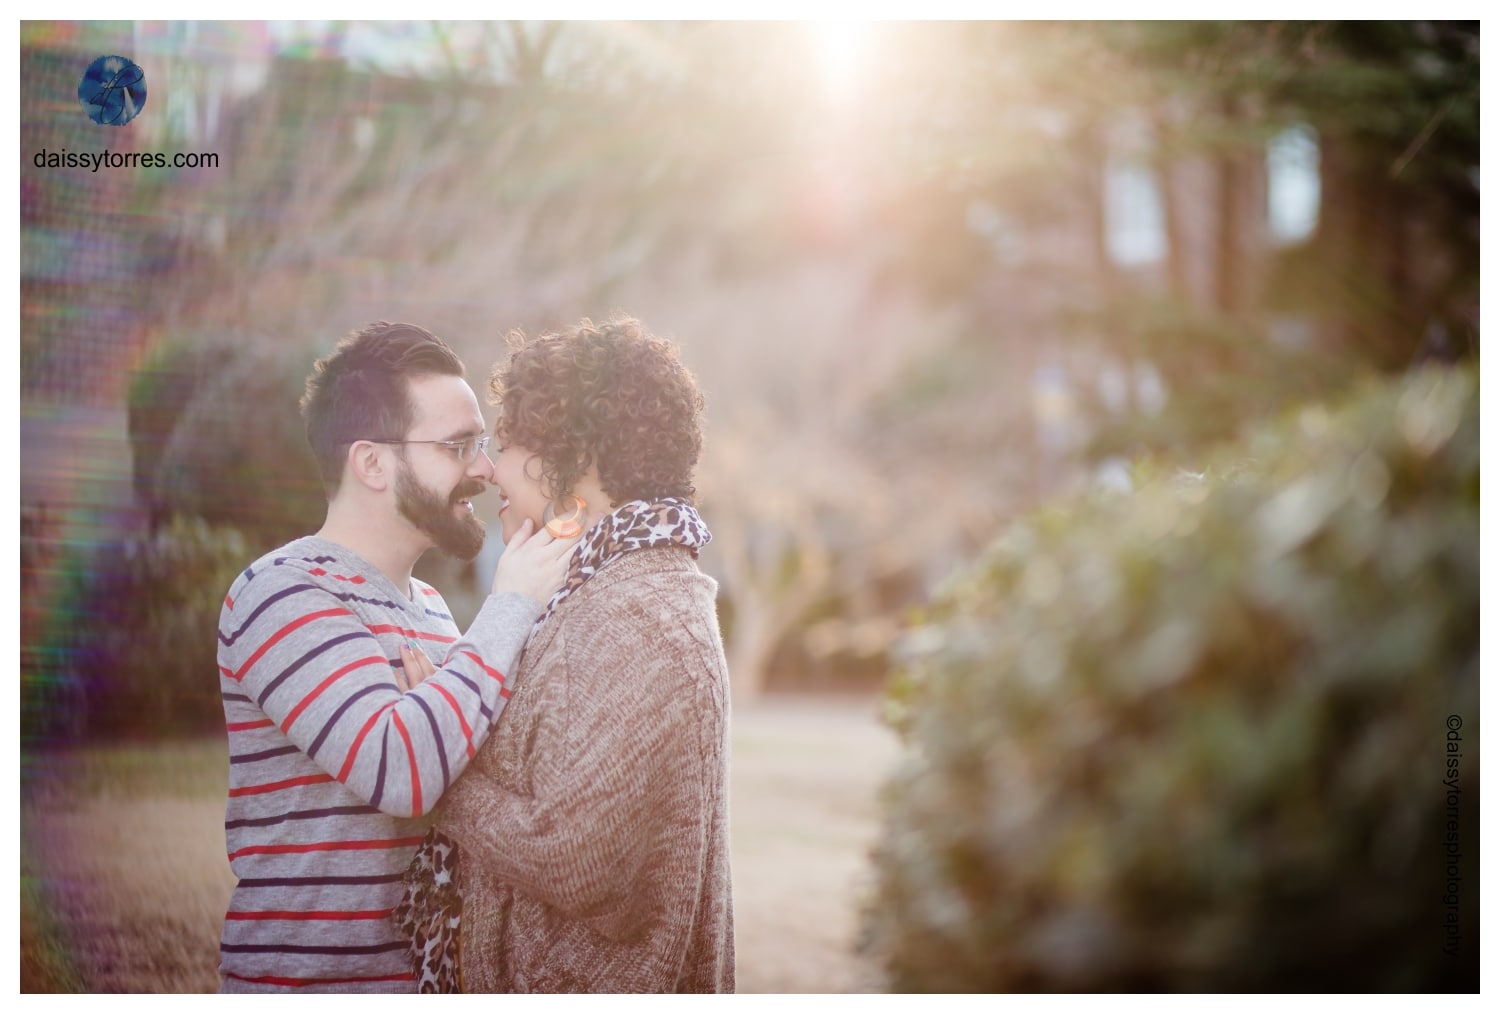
left=367, top=435, right=491, bottom=462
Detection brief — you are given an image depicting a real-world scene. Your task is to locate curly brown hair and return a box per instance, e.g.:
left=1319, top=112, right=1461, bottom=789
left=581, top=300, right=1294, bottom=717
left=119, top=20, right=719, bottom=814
left=487, top=316, right=705, bottom=506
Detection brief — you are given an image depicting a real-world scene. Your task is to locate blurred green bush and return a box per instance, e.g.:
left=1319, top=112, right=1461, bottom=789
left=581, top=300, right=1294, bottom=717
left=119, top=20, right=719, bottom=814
left=130, top=332, right=326, bottom=553
left=32, top=516, right=248, bottom=740
left=864, top=365, right=1478, bottom=990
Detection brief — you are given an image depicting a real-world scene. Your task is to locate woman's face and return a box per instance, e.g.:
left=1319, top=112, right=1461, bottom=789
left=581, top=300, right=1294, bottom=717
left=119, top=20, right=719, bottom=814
left=491, top=442, right=552, bottom=542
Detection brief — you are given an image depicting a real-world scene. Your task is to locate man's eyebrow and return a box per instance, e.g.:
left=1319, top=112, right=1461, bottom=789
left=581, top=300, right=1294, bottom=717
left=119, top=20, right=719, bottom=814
left=433, top=427, right=484, bottom=442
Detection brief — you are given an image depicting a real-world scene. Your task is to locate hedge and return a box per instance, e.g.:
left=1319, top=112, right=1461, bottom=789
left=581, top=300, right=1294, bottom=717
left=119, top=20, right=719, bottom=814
left=863, top=365, right=1478, bottom=990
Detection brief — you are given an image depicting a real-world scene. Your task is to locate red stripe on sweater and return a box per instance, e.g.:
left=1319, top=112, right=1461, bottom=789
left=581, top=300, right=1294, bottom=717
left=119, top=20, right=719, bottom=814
left=223, top=973, right=415, bottom=988
left=234, top=607, right=353, bottom=682
left=367, top=624, right=457, bottom=644
left=392, top=712, right=422, bottom=815
left=457, top=649, right=507, bottom=689
left=224, top=909, right=393, bottom=921
left=307, top=568, right=367, bottom=585
left=429, top=682, right=475, bottom=758
left=228, top=773, right=334, bottom=797
left=337, top=702, right=394, bottom=782
left=280, top=655, right=387, bottom=734
left=227, top=837, right=425, bottom=861
left=226, top=718, right=274, bottom=732
left=420, top=587, right=442, bottom=596
left=225, top=593, right=235, bottom=610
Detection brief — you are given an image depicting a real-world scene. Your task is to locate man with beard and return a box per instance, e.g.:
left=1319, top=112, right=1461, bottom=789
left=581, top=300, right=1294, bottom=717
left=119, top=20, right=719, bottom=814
left=215, top=321, right=578, bottom=992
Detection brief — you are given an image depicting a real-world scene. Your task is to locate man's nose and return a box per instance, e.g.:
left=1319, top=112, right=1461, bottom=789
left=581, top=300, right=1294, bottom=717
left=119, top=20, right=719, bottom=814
left=468, top=449, right=496, bottom=483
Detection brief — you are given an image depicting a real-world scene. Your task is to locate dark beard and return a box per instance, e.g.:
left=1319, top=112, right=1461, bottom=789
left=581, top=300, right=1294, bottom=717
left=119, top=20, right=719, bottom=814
left=395, top=468, right=487, bottom=561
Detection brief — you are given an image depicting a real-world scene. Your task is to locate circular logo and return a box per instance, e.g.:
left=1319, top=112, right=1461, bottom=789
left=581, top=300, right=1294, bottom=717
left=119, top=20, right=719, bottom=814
left=79, top=56, right=147, bottom=127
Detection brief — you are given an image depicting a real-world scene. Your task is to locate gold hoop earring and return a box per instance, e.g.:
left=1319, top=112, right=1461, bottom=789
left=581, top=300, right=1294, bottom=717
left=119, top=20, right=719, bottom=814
left=542, top=494, right=586, bottom=538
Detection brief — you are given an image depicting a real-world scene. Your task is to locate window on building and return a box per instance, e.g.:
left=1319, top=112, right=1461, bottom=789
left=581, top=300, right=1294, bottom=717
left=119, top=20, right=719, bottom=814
left=1104, top=154, right=1168, bottom=267
left=1266, top=124, right=1321, bottom=246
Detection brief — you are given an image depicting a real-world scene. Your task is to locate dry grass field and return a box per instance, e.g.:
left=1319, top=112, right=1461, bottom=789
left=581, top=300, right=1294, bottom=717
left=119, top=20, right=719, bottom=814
left=20, top=694, right=900, bottom=994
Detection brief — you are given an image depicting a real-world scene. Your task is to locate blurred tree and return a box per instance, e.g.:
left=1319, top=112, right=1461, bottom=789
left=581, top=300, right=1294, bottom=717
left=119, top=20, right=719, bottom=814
left=1097, top=20, right=1478, bottom=357
left=676, top=256, right=972, bottom=699
left=845, top=21, right=1479, bottom=457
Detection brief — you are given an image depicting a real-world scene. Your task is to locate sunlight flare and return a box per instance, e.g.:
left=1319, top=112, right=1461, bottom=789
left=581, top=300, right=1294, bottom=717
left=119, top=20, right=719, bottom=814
left=814, top=21, right=866, bottom=100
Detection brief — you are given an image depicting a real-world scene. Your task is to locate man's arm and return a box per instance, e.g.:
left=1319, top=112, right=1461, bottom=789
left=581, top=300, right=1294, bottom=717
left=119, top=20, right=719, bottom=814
left=219, top=562, right=538, bottom=818
left=435, top=592, right=726, bottom=915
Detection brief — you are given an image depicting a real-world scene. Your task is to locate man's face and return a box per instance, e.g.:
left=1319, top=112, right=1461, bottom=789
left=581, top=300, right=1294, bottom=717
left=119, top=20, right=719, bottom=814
left=393, top=374, right=495, bottom=561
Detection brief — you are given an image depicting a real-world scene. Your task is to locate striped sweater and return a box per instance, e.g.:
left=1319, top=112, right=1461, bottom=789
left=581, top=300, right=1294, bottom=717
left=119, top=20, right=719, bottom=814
left=216, top=535, right=536, bottom=993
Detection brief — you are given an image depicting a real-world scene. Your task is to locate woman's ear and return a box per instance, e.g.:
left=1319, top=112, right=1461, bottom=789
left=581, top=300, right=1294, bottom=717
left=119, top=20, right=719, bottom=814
left=523, top=452, right=553, bottom=500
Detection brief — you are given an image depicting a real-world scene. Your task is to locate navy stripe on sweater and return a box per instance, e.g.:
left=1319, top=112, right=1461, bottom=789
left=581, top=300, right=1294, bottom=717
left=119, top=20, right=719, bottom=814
left=220, top=583, right=308, bottom=646
left=230, top=745, right=301, bottom=765
left=220, top=941, right=409, bottom=956
left=446, top=669, right=494, bottom=723
left=224, top=804, right=380, bottom=831
left=235, top=873, right=403, bottom=888
left=256, top=631, right=367, bottom=708
left=222, top=582, right=404, bottom=646
left=309, top=683, right=385, bottom=757
left=409, top=693, right=451, bottom=796
left=370, top=734, right=390, bottom=810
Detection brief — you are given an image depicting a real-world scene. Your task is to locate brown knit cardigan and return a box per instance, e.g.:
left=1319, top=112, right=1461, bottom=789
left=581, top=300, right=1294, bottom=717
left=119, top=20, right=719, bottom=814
left=432, top=546, right=735, bottom=993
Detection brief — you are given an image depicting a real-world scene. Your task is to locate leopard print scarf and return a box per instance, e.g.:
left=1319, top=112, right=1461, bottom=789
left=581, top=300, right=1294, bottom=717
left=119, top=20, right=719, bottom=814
left=528, top=496, right=712, bottom=647
left=392, top=498, right=711, bottom=992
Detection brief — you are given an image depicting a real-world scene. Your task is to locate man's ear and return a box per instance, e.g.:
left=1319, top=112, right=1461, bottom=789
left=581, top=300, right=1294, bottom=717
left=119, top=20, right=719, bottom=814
left=346, top=440, right=391, bottom=493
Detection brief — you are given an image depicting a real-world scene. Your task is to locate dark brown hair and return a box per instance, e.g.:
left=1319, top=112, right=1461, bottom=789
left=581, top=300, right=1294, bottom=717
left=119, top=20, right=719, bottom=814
left=300, top=321, right=465, bottom=495
left=488, top=315, right=705, bottom=505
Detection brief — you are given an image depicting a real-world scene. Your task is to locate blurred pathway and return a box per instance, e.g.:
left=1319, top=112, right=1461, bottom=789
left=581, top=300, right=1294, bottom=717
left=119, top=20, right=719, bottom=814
left=21, top=694, right=902, bottom=992
left=729, top=693, right=900, bottom=993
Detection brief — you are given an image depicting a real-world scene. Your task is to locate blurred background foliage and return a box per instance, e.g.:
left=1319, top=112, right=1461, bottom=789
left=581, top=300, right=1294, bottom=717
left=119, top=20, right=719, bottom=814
left=32, top=516, right=249, bottom=740
left=127, top=331, right=327, bottom=544
left=20, top=20, right=1478, bottom=738
left=864, top=364, right=1478, bottom=989
left=17, top=17, right=1482, bottom=991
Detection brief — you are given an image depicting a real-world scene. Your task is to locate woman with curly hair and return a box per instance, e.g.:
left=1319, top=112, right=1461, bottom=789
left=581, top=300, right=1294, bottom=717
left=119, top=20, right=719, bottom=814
left=393, top=316, right=734, bottom=993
